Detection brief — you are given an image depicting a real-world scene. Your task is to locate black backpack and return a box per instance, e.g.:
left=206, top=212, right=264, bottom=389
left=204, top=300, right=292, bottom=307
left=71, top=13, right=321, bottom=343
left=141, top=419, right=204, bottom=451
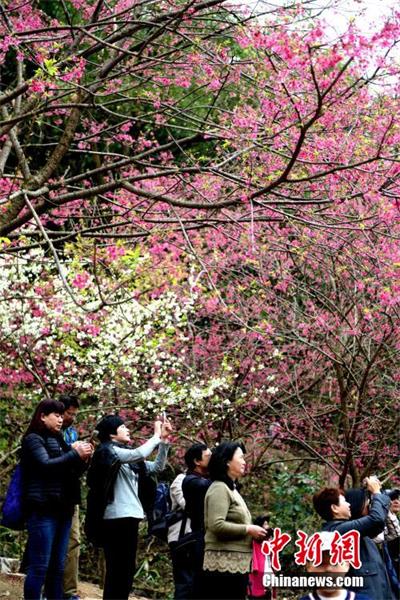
left=132, top=463, right=173, bottom=539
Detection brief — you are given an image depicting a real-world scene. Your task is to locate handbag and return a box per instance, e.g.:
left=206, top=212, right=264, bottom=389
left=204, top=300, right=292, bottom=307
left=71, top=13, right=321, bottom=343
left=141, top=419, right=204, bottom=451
left=1, top=463, right=25, bottom=530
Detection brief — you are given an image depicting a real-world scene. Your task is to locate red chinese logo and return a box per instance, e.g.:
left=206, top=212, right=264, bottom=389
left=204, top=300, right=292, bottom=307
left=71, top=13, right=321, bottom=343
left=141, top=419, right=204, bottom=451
left=294, top=530, right=361, bottom=569
left=260, top=529, right=361, bottom=571
left=261, top=528, right=291, bottom=571
left=330, top=530, right=361, bottom=569
left=294, top=531, right=323, bottom=566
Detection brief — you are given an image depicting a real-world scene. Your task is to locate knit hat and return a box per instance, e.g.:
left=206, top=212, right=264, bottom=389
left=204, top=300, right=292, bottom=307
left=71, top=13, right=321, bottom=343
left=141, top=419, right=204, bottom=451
left=96, top=415, right=124, bottom=442
left=345, top=488, right=368, bottom=519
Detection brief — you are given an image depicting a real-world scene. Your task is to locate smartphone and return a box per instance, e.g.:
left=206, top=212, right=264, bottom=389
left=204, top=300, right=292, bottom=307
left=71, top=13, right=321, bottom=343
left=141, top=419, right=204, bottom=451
left=162, top=411, right=167, bottom=422
left=265, top=527, right=274, bottom=539
left=88, top=430, right=99, bottom=445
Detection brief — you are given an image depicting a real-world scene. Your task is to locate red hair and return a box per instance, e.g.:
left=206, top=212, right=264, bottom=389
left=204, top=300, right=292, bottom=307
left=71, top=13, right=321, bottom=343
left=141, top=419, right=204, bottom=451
left=313, top=487, right=343, bottom=521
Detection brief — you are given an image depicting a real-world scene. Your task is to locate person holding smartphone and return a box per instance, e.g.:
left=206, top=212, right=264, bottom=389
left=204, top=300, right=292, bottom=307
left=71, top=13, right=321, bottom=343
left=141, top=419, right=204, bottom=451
left=85, top=413, right=172, bottom=600
left=21, top=399, right=92, bottom=600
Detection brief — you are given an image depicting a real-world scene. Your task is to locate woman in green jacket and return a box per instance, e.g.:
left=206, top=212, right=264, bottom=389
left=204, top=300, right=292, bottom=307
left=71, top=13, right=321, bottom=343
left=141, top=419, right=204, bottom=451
left=202, top=442, right=268, bottom=600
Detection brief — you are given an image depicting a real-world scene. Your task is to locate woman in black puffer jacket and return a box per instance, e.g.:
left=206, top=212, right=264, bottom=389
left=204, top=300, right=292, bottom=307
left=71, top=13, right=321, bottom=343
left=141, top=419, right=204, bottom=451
left=21, top=399, right=92, bottom=600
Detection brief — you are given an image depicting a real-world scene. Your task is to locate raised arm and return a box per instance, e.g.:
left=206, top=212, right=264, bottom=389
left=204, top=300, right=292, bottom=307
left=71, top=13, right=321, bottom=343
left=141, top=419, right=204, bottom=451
left=110, top=434, right=161, bottom=463
left=332, top=493, right=390, bottom=537
left=144, top=416, right=172, bottom=474
left=145, top=441, right=169, bottom=474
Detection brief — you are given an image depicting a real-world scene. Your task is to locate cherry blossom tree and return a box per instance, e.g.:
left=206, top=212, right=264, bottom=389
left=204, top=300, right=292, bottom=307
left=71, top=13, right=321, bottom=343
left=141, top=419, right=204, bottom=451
left=180, top=217, right=399, bottom=486
left=1, top=0, right=399, bottom=258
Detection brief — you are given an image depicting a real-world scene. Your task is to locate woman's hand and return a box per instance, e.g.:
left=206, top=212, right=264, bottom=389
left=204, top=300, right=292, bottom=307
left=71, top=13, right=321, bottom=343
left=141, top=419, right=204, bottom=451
left=365, top=475, right=382, bottom=494
left=154, top=419, right=162, bottom=438
left=160, top=417, right=172, bottom=442
left=246, top=524, right=268, bottom=542
left=72, top=441, right=93, bottom=461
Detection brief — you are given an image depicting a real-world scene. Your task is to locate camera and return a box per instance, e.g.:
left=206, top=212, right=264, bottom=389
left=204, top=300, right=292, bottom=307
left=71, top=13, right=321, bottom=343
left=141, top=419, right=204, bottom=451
left=264, top=527, right=274, bottom=539
left=362, top=475, right=379, bottom=487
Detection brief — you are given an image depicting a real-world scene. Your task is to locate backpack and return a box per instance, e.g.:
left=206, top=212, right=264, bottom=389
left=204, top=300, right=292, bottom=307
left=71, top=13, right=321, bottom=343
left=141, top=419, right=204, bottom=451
left=131, top=463, right=173, bottom=541
left=1, top=463, right=25, bottom=530
left=147, top=482, right=177, bottom=541
left=152, top=482, right=171, bottom=522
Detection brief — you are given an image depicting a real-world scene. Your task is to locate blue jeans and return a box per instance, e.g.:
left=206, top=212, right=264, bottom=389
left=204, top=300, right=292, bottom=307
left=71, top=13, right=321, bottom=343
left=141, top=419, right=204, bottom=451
left=24, top=511, right=72, bottom=600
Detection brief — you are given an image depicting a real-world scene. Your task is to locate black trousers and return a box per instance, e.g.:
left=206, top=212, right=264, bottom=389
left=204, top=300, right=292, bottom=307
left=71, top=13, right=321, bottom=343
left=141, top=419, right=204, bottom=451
left=201, top=570, right=248, bottom=600
left=170, top=534, right=205, bottom=599
left=170, top=543, right=195, bottom=599
left=102, top=517, right=140, bottom=600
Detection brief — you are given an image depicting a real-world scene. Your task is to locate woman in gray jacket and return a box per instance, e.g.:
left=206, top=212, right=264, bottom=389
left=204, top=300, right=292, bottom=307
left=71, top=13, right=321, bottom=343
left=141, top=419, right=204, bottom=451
left=88, top=414, right=171, bottom=600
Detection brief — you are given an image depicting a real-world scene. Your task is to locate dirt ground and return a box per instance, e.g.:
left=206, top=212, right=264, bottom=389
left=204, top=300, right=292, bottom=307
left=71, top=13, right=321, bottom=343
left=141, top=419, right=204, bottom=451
left=0, top=573, right=149, bottom=599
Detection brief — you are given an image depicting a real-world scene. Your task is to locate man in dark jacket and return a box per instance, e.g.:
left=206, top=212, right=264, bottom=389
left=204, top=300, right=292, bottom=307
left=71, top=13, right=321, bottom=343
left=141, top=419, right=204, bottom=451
left=313, top=476, right=394, bottom=600
left=181, top=443, right=212, bottom=599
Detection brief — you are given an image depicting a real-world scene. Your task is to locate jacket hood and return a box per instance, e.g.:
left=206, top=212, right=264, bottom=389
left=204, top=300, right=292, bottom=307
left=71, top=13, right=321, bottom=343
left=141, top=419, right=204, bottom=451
left=345, top=488, right=368, bottom=519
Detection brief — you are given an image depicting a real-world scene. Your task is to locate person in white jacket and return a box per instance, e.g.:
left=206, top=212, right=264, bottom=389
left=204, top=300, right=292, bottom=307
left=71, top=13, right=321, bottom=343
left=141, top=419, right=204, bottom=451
left=168, top=473, right=192, bottom=599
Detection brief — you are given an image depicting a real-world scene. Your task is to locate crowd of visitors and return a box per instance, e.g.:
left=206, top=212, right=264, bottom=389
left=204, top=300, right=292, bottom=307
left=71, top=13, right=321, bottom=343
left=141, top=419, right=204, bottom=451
left=3, top=398, right=399, bottom=600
